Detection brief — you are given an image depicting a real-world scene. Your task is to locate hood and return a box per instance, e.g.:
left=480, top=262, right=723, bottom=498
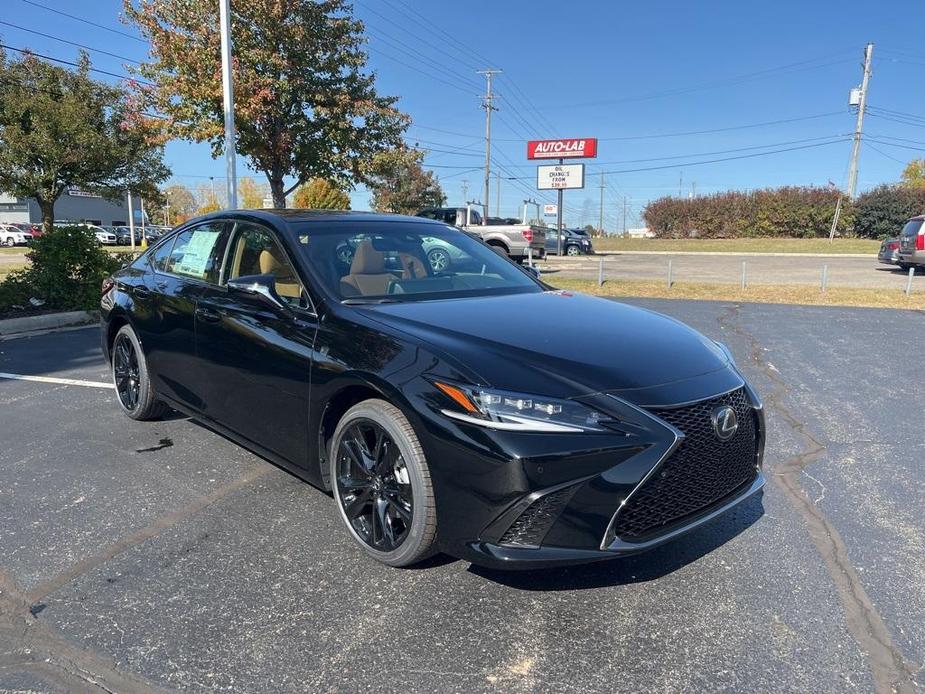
left=358, top=291, right=731, bottom=399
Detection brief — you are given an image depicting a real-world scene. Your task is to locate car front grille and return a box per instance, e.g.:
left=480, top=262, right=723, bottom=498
left=612, top=388, right=758, bottom=541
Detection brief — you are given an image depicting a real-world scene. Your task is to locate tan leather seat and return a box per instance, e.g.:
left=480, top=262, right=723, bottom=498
left=258, top=247, right=302, bottom=300
left=340, top=240, right=397, bottom=296
left=399, top=252, right=428, bottom=279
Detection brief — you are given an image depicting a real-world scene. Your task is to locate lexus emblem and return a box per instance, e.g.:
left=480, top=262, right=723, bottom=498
left=711, top=405, right=738, bottom=441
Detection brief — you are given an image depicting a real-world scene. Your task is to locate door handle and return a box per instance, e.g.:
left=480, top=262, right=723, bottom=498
left=133, top=286, right=151, bottom=299
left=195, top=307, right=222, bottom=323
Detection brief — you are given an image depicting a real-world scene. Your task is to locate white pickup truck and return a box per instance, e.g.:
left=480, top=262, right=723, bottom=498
left=416, top=206, right=546, bottom=263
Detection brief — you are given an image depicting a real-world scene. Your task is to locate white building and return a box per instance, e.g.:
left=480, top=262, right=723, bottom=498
left=0, top=189, right=148, bottom=226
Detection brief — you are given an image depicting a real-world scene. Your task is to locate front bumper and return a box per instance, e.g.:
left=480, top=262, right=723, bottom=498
left=415, top=368, right=766, bottom=569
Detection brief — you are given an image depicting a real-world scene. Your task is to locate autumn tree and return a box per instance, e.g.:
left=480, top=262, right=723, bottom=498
left=163, top=183, right=196, bottom=223
left=125, top=0, right=408, bottom=207
left=292, top=178, right=350, bottom=209
left=0, top=49, right=169, bottom=233
left=901, top=159, right=925, bottom=190
left=366, top=148, right=446, bottom=215
left=239, top=177, right=267, bottom=209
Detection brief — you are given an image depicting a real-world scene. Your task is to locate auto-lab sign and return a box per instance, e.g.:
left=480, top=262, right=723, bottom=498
left=527, top=138, right=598, bottom=160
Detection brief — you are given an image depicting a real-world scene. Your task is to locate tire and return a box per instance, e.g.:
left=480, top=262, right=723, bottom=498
left=427, top=247, right=451, bottom=272
left=330, top=399, right=437, bottom=567
left=2, top=237, right=13, bottom=247
left=111, top=324, right=168, bottom=421
left=565, top=244, right=581, bottom=256
left=899, top=263, right=911, bottom=271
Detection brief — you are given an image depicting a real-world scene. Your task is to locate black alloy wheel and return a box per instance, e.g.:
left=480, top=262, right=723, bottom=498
left=335, top=419, right=414, bottom=552
left=110, top=324, right=167, bottom=421
left=113, top=333, right=141, bottom=412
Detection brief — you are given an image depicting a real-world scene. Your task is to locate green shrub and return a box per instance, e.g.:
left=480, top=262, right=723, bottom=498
left=0, top=225, right=126, bottom=314
left=643, top=186, right=853, bottom=239
left=853, top=185, right=925, bottom=239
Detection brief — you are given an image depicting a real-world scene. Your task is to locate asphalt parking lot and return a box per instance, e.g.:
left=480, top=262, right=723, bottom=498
left=1, top=300, right=923, bottom=693
left=545, top=253, right=919, bottom=290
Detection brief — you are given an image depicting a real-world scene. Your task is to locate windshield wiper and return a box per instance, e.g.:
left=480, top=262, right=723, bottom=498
left=341, top=297, right=400, bottom=305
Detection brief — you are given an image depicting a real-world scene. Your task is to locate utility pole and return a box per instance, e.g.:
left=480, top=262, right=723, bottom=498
left=209, top=176, right=216, bottom=205
left=679, top=171, right=683, bottom=197
left=622, top=196, right=627, bottom=236
left=461, top=179, right=469, bottom=204
left=598, top=173, right=605, bottom=236
left=847, top=42, right=874, bottom=199
left=495, top=170, right=501, bottom=217
left=219, top=0, right=238, bottom=208
left=478, top=68, right=500, bottom=225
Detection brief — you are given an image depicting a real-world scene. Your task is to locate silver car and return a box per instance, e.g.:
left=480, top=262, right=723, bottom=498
left=878, top=237, right=900, bottom=266
left=897, top=215, right=925, bottom=271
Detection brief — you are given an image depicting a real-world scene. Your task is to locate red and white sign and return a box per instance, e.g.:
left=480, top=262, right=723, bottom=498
left=527, top=138, right=598, bottom=160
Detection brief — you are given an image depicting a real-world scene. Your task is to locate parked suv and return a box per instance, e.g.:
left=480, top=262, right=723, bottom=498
left=546, top=228, right=595, bottom=256
left=0, top=223, right=33, bottom=246
left=416, top=207, right=545, bottom=263
left=897, top=215, right=925, bottom=271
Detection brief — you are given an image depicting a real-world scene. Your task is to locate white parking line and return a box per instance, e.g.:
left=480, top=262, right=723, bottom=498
left=0, top=372, right=114, bottom=389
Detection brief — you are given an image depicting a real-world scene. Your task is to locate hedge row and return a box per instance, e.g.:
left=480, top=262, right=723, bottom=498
left=642, top=185, right=925, bottom=239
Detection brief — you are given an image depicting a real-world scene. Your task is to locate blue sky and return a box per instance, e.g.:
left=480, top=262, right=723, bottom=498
left=4, top=0, right=925, bottom=229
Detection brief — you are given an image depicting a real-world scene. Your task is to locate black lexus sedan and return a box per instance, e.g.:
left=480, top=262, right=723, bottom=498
left=101, top=210, right=765, bottom=569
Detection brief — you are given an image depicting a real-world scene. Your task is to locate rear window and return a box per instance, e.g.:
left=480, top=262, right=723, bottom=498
left=901, top=220, right=923, bottom=237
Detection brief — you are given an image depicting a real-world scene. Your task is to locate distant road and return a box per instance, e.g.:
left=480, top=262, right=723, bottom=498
left=542, top=252, right=915, bottom=289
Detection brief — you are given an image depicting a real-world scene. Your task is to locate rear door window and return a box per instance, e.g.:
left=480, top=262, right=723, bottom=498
left=161, top=223, right=229, bottom=283
left=901, top=220, right=923, bottom=237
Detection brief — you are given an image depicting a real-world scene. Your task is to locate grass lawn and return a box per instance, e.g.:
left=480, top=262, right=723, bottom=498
left=592, top=237, right=881, bottom=255
left=549, top=278, right=924, bottom=310
left=0, top=264, right=28, bottom=280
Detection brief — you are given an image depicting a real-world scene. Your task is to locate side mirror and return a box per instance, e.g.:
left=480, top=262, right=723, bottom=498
left=228, top=273, right=289, bottom=313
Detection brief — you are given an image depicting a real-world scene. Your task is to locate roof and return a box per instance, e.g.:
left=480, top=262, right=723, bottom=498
left=190, top=208, right=440, bottom=227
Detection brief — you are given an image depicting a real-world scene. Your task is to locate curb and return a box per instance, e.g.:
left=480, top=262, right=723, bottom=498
left=0, top=310, right=99, bottom=338
left=587, top=250, right=873, bottom=258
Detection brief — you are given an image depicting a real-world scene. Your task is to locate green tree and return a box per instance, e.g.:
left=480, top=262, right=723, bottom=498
left=366, top=148, right=446, bottom=215
left=292, top=178, right=350, bottom=209
left=854, top=184, right=925, bottom=238
left=125, top=0, right=408, bottom=208
left=239, top=177, right=267, bottom=209
left=0, top=49, right=170, bottom=233
left=901, top=159, right=925, bottom=190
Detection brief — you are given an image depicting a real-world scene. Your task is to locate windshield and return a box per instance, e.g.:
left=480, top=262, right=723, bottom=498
left=900, top=220, right=923, bottom=237
left=293, top=221, right=541, bottom=302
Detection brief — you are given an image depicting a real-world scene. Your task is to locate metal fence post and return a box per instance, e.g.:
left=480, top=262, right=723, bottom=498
left=598, top=257, right=604, bottom=286
left=527, top=247, right=533, bottom=268
left=821, top=264, right=828, bottom=293
left=667, top=259, right=673, bottom=289
left=741, top=260, right=747, bottom=290
left=906, top=266, right=915, bottom=296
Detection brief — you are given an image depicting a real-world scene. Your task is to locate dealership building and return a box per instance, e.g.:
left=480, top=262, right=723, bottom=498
left=0, top=188, right=149, bottom=226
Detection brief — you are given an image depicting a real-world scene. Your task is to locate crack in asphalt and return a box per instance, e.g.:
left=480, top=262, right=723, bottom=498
left=26, top=465, right=270, bottom=604
left=0, top=569, right=161, bottom=693
left=717, top=303, right=921, bottom=694
left=0, top=465, right=271, bottom=691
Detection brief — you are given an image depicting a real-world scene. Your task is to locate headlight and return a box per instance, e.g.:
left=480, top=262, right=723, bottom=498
left=433, top=381, right=608, bottom=433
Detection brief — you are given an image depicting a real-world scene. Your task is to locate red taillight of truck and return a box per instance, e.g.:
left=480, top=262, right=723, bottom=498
left=521, top=229, right=534, bottom=243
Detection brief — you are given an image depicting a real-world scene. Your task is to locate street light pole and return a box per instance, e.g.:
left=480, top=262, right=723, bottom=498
left=219, top=0, right=238, bottom=208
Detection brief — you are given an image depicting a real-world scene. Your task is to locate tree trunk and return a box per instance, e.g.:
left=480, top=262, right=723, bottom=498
left=269, top=174, right=286, bottom=208
left=37, top=197, right=55, bottom=235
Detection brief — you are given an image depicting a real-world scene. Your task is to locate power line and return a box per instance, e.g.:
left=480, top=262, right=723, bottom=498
left=0, top=42, right=153, bottom=85
left=867, top=106, right=925, bottom=125
left=866, top=111, right=925, bottom=129
left=0, top=19, right=143, bottom=64
left=597, top=112, right=846, bottom=141
left=364, top=27, right=481, bottom=90
left=866, top=143, right=908, bottom=165
left=370, top=46, right=478, bottom=95
left=15, top=0, right=147, bottom=43
left=540, top=52, right=857, bottom=111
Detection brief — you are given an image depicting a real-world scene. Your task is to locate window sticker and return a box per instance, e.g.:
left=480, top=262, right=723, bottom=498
left=175, top=230, right=221, bottom=278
